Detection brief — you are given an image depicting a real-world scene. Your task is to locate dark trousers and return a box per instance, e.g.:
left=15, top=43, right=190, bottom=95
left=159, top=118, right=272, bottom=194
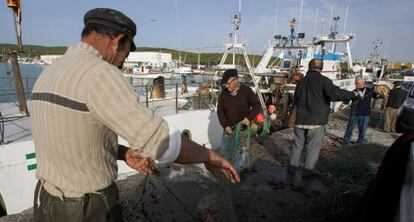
left=343, top=116, right=370, bottom=145
left=33, top=181, right=123, bottom=222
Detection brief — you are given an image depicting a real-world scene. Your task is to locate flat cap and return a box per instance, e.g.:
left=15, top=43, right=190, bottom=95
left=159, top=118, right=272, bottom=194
left=221, top=69, right=238, bottom=85
left=84, top=8, right=137, bottom=51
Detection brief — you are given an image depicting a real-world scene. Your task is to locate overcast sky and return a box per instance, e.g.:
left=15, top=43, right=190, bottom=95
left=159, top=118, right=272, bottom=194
left=0, top=0, right=413, bottom=62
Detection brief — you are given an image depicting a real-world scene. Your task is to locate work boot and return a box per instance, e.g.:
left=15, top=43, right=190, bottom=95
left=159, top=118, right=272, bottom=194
left=302, top=168, right=317, bottom=178
left=287, top=164, right=299, bottom=175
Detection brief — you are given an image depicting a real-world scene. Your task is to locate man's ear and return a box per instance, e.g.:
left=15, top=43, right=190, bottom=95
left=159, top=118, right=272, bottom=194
left=112, top=34, right=126, bottom=51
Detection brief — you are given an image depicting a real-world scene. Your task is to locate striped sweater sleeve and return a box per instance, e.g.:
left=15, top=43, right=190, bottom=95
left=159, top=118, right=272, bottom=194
left=86, top=64, right=178, bottom=161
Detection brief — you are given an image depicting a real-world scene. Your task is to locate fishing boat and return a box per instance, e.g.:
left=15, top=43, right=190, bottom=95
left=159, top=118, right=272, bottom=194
left=254, top=14, right=356, bottom=114
left=353, top=39, right=387, bottom=83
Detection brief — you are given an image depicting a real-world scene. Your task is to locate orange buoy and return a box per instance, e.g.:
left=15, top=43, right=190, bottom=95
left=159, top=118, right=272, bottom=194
left=255, top=113, right=265, bottom=123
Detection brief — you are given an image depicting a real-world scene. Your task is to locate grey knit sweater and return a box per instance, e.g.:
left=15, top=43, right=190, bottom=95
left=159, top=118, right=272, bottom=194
left=32, top=42, right=180, bottom=197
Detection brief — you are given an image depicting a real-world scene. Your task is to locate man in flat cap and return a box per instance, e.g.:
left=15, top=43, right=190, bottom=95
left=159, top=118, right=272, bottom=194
left=217, top=69, right=262, bottom=171
left=31, top=8, right=239, bottom=222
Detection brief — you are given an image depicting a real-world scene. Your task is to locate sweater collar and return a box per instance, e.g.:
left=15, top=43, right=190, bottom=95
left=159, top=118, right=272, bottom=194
left=356, top=87, right=366, bottom=98
left=66, top=42, right=103, bottom=59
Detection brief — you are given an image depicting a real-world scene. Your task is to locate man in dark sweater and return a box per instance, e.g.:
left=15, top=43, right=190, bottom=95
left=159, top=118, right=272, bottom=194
left=384, top=84, right=408, bottom=132
left=217, top=69, right=262, bottom=171
left=290, top=58, right=356, bottom=175
left=342, top=77, right=381, bottom=145
left=217, top=69, right=262, bottom=134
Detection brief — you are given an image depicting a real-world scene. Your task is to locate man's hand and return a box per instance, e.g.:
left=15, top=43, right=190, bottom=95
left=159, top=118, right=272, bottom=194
left=241, top=117, right=250, bottom=126
left=225, top=126, right=233, bottom=135
left=124, top=148, right=157, bottom=175
left=353, top=91, right=362, bottom=99
left=338, top=103, right=347, bottom=110
left=204, top=149, right=240, bottom=183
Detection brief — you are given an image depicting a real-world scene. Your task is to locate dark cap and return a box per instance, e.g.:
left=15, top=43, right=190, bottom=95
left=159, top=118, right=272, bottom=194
left=84, top=8, right=137, bottom=51
left=221, top=69, right=238, bottom=85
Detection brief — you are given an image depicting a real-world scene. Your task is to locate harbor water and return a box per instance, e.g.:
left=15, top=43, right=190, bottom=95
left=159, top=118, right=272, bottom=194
left=0, top=64, right=44, bottom=103
left=0, top=63, right=213, bottom=103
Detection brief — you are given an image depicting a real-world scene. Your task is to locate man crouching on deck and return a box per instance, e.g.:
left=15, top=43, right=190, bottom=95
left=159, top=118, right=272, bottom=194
left=31, top=8, right=239, bottom=222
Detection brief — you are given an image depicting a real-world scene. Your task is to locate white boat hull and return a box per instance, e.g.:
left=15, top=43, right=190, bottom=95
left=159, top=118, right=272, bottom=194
left=0, top=109, right=222, bottom=215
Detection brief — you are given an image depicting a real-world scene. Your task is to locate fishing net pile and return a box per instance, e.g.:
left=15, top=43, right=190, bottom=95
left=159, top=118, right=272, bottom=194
left=181, top=82, right=217, bottom=110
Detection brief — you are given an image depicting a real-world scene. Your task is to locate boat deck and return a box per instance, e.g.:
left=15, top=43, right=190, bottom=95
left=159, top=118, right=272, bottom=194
left=0, top=86, right=203, bottom=144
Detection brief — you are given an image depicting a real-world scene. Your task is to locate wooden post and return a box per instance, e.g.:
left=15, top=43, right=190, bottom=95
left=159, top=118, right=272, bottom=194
left=151, top=76, right=165, bottom=99
left=10, top=51, right=28, bottom=115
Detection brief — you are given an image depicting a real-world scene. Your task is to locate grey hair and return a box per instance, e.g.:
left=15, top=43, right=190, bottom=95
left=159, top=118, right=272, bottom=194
left=355, top=77, right=366, bottom=83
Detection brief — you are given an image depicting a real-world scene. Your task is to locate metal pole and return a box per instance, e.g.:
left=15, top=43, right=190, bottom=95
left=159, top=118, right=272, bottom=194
left=175, top=83, right=178, bottom=114
left=10, top=51, right=28, bottom=115
left=313, top=8, right=319, bottom=37
left=25, top=78, right=30, bottom=95
left=145, top=84, right=149, bottom=108
left=298, top=0, right=304, bottom=33
left=11, top=10, right=23, bottom=52
left=343, top=3, right=349, bottom=34
left=273, top=0, right=279, bottom=35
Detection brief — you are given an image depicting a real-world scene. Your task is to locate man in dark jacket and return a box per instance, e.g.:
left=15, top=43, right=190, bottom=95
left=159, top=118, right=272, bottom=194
left=384, top=83, right=408, bottom=132
left=342, top=77, right=381, bottom=145
left=289, top=58, right=356, bottom=175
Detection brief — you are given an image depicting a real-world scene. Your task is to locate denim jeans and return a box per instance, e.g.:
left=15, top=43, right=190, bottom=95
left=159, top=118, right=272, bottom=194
left=343, top=115, right=370, bottom=145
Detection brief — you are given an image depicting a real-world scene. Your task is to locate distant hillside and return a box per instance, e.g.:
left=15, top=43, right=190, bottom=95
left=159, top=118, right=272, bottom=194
left=0, top=44, right=67, bottom=56
left=0, top=44, right=278, bottom=66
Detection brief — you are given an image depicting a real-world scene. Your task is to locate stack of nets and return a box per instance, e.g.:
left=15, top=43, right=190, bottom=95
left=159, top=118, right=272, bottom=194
left=181, top=83, right=217, bottom=110
left=220, top=123, right=251, bottom=171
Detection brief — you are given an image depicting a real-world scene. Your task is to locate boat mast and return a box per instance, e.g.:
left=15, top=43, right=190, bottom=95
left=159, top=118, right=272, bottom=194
left=370, top=39, right=382, bottom=61
left=214, top=0, right=266, bottom=110
left=328, top=1, right=334, bottom=35
left=273, top=0, right=279, bottom=35
left=313, top=8, right=319, bottom=37
left=175, top=0, right=182, bottom=65
left=7, top=0, right=28, bottom=115
left=232, top=0, right=241, bottom=66
left=343, top=2, right=350, bottom=33
left=298, top=0, right=304, bottom=34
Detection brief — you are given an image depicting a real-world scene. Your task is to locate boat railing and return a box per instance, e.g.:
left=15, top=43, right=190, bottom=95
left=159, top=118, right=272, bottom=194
left=0, top=77, right=218, bottom=115
left=0, top=77, right=36, bottom=102
left=130, top=82, right=218, bottom=114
